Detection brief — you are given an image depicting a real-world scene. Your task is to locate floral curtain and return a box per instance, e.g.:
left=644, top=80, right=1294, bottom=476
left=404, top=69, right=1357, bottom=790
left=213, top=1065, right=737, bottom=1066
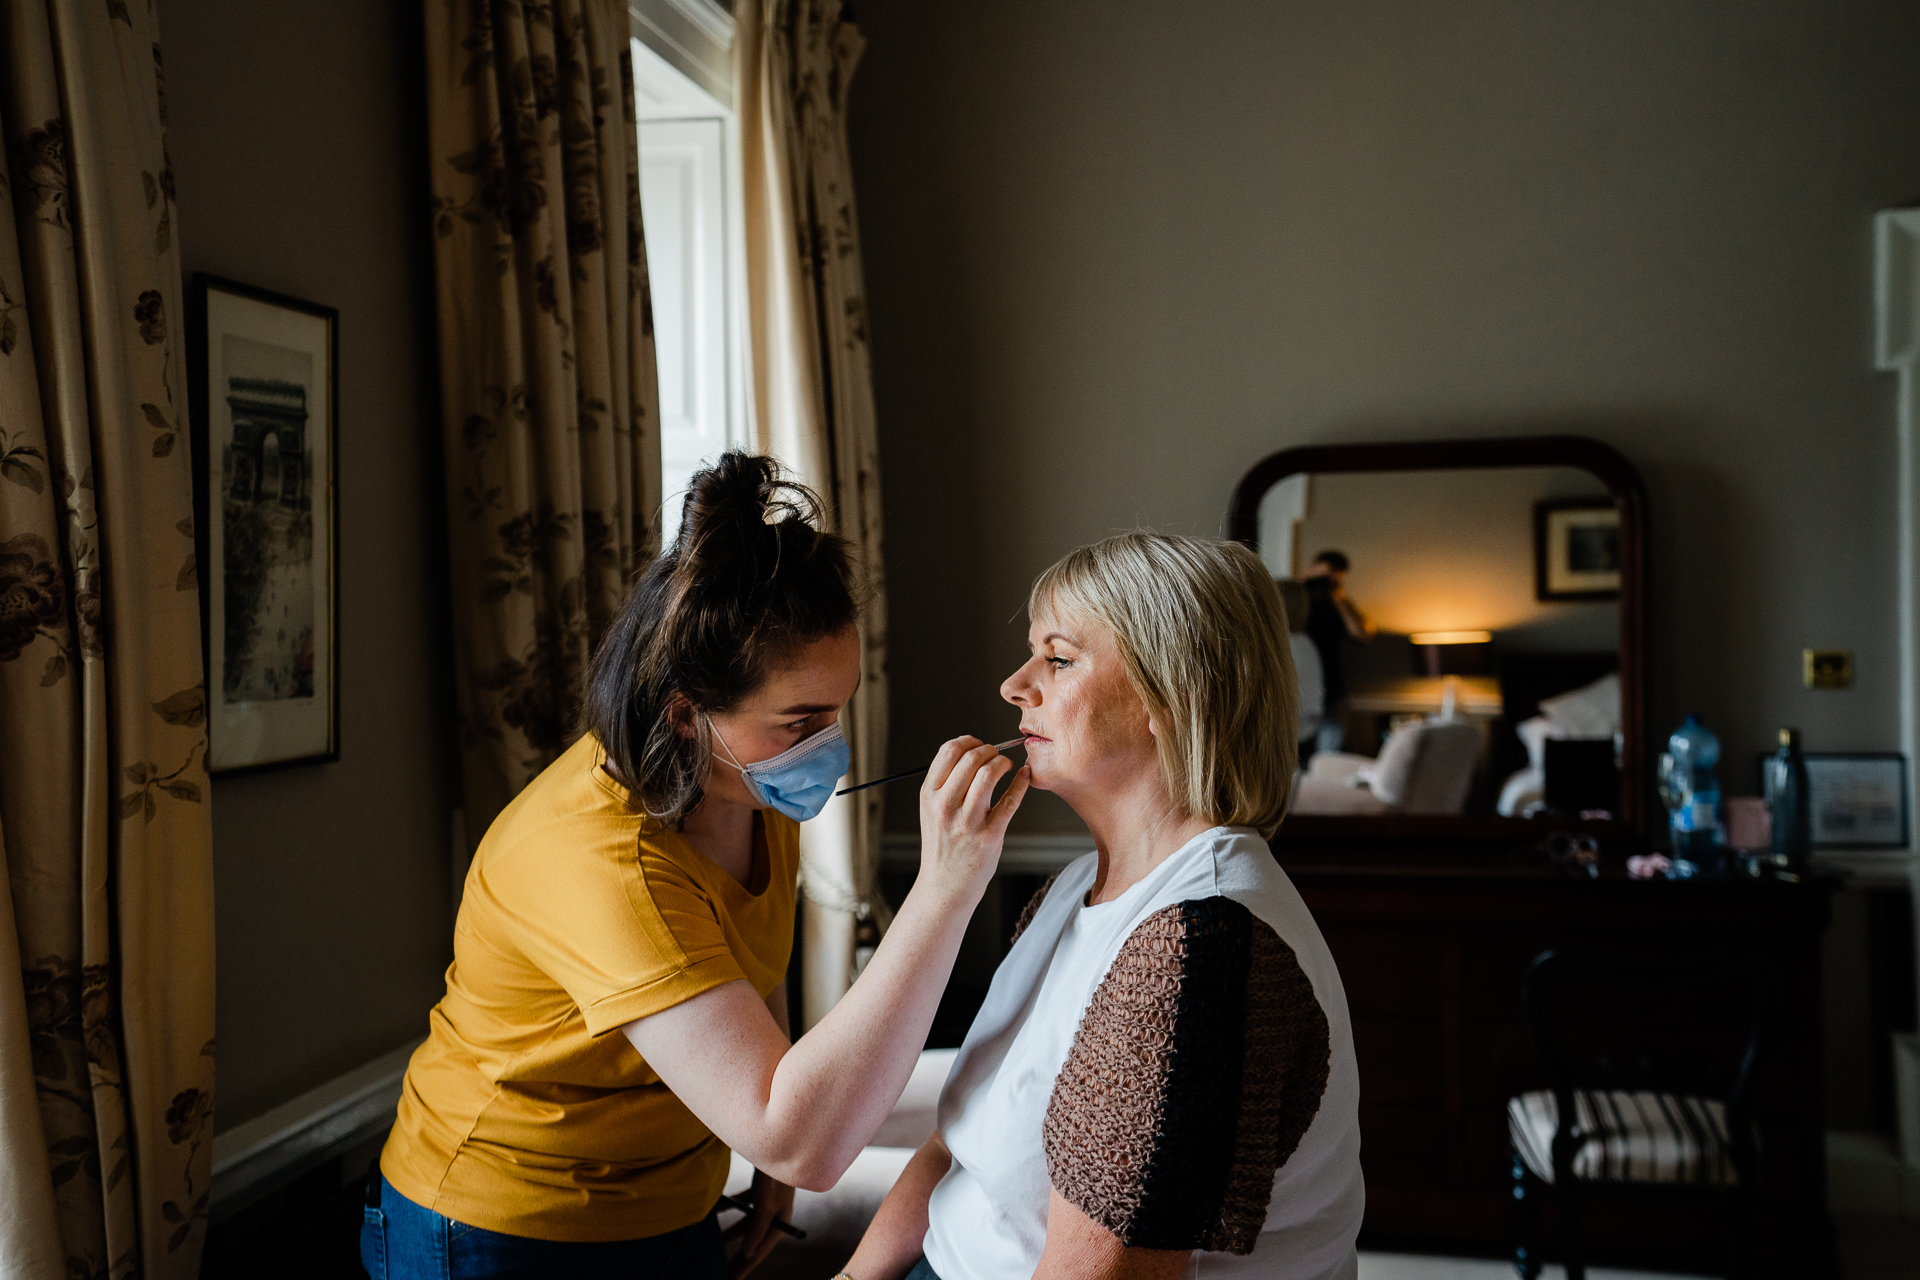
left=0, top=2, right=216, bottom=1278
left=737, top=0, right=890, bottom=1028
left=424, top=0, right=662, bottom=839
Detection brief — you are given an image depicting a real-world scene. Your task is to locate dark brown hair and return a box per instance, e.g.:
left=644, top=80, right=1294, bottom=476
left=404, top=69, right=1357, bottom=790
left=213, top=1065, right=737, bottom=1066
left=583, top=452, right=858, bottom=825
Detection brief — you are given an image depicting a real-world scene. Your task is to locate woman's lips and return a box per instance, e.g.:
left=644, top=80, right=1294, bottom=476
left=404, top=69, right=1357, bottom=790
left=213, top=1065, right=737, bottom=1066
left=1022, top=732, right=1050, bottom=745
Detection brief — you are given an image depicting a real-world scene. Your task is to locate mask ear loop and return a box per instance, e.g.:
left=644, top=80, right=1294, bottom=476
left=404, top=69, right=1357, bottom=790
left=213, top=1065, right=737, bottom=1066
left=704, top=714, right=746, bottom=773
left=703, top=715, right=768, bottom=805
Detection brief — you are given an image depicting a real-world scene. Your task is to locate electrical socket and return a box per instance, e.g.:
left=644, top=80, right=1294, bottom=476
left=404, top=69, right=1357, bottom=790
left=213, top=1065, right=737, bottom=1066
left=1803, top=649, right=1853, bottom=689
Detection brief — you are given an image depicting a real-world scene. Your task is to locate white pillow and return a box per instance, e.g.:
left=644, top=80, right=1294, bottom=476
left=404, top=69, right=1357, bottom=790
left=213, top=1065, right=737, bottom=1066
left=1306, top=751, right=1373, bottom=787
left=1366, top=724, right=1424, bottom=807
left=1538, top=673, right=1620, bottom=739
left=1515, top=714, right=1558, bottom=774
left=1498, top=767, right=1547, bottom=818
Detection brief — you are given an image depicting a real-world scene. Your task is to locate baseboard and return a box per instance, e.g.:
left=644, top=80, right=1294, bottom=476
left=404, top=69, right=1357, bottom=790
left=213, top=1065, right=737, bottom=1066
left=209, top=1037, right=422, bottom=1222
left=880, top=832, right=1091, bottom=875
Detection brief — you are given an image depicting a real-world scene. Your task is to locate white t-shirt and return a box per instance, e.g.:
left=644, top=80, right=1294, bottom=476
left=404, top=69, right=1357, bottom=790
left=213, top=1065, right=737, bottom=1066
left=922, top=826, right=1363, bottom=1280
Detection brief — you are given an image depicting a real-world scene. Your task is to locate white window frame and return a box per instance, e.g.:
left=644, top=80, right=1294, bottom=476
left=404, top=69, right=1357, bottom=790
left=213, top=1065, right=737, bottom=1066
left=630, top=15, right=751, bottom=542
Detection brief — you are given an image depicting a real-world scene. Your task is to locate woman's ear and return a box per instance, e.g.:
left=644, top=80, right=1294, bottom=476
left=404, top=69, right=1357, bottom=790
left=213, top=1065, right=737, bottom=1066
left=665, top=691, right=698, bottom=740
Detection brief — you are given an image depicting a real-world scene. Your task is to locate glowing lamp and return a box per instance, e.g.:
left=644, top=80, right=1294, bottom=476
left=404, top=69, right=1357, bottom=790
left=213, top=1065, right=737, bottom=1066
left=1409, top=629, right=1493, bottom=677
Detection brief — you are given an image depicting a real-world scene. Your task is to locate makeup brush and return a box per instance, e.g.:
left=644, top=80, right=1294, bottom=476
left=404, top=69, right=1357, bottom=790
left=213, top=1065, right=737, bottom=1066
left=835, top=737, right=1027, bottom=796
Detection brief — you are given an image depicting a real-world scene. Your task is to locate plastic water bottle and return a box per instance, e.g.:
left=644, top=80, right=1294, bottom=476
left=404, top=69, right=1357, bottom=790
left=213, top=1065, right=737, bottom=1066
left=1667, top=715, right=1724, bottom=873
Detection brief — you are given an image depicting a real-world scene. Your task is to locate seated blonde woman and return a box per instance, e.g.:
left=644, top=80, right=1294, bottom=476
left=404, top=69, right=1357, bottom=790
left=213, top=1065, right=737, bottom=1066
left=845, top=533, right=1364, bottom=1280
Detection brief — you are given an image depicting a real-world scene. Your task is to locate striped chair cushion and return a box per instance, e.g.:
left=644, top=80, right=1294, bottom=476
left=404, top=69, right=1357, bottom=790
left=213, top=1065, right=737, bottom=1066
left=1507, top=1089, right=1743, bottom=1186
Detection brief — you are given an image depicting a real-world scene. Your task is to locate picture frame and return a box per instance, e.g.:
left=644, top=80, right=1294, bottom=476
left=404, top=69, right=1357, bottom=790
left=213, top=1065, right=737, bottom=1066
left=187, top=275, right=338, bottom=774
left=1535, top=498, right=1621, bottom=602
left=1804, top=752, right=1908, bottom=850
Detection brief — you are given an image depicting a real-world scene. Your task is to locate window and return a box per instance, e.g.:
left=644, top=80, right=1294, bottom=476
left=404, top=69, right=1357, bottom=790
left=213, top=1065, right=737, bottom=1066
left=631, top=33, right=749, bottom=544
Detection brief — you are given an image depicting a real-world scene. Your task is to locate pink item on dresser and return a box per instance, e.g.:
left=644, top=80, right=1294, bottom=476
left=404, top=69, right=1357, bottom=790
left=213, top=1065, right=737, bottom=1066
left=1725, top=796, right=1772, bottom=851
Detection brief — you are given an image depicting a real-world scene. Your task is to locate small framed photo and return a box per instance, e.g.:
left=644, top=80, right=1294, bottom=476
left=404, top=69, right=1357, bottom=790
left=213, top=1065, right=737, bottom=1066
left=1806, top=753, right=1908, bottom=849
left=188, top=276, right=338, bottom=774
left=1535, top=499, right=1621, bottom=602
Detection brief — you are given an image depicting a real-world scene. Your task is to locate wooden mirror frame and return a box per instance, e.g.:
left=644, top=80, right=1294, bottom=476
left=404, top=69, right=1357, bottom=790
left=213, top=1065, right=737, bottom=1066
left=1228, top=435, right=1650, bottom=848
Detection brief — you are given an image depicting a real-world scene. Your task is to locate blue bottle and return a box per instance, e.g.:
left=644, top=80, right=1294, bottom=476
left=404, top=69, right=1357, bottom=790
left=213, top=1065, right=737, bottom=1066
left=1667, top=715, right=1724, bottom=873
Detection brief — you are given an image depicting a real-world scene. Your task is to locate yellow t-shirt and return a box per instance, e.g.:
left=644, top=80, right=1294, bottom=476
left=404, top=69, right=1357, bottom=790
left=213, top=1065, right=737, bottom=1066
left=380, top=732, right=797, bottom=1241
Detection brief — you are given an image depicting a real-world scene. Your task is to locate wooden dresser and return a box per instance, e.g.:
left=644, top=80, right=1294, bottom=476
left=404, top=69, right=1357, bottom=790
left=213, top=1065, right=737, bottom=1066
left=1277, top=849, right=1840, bottom=1277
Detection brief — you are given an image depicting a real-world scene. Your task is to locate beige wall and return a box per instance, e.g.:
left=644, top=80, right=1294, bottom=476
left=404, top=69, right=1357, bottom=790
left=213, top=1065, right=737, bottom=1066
left=165, top=0, right=455, bottom=1129
left=851, top=0, right=1919, bottom=835
left=848, top=1, right=1920, bottom=1127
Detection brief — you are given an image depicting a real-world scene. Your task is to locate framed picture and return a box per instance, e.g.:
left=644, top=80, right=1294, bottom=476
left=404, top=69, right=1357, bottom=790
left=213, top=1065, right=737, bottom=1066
left=1535, top=499, right=1621, bottom=602
left=1805, top=753, right=1908, bottom=849
left=187, top=276, right=338, bottom=774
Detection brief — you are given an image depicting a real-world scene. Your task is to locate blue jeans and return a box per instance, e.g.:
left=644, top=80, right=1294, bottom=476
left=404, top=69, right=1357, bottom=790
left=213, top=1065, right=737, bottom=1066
left=361, top=1176, right=726, bottom=1279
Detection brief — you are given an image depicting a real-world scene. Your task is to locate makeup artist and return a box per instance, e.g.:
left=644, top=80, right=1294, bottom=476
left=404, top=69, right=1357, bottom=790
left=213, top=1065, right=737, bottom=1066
left=367, top=453, right=1029, bottom=1280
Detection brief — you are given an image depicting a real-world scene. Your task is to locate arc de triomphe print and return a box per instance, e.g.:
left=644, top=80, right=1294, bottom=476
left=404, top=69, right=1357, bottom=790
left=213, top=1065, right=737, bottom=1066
left=226, top=376, right=307, bottom=507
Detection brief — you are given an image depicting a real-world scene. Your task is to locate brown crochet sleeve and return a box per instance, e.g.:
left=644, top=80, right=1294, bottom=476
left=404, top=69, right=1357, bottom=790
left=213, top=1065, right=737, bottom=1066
left=1009, top=872, right=1061, bottom=947
left=1041, top=897, right=1331, bottom=1255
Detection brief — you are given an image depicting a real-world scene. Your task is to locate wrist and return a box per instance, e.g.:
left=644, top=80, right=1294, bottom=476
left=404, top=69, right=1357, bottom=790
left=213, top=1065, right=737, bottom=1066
left=904, top=865, right=986, bottom=915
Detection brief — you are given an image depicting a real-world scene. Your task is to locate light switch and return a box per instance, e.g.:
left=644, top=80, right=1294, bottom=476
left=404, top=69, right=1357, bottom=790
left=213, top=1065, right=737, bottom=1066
left=1803, top=649, right=1852, bottom=689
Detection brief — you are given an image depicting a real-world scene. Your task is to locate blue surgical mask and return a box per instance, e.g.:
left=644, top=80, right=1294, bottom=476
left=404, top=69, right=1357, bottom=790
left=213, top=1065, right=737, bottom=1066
left=707, top=717, right=850, bottom=822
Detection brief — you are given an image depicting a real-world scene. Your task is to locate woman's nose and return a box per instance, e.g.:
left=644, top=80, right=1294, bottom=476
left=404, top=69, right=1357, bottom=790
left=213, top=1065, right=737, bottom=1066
left=1001, top=659, right=1039, bottom=707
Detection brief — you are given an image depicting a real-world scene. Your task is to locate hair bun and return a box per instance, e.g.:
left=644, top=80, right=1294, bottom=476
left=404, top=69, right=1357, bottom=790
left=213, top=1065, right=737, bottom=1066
left=675, top=453, right=823, bottom=553
left=669, top=452, right=840, bottom=622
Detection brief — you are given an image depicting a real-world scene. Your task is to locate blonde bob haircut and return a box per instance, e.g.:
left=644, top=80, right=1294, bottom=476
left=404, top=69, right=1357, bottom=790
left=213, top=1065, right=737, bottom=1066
left=1028, top=532, right=1299, bottom=839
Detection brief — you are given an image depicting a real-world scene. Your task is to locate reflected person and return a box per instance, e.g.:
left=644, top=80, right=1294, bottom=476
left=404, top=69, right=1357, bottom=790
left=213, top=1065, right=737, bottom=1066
left=1301, top=550, right=1374, bottom=754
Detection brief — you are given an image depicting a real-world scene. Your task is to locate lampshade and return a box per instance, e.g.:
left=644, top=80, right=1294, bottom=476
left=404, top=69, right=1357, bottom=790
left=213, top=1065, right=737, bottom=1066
left=1408, top=631, right=1493, bottom=646
left=1409, top=630, right=1493, bottom=677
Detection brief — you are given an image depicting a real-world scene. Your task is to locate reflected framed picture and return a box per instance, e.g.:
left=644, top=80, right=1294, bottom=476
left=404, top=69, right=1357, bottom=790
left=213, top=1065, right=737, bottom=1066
left=187, top=276, right=338, bottom=774
left=1806, top=753, right=1908, bottom=849
left=1535, top=499, right=1621, bottom=602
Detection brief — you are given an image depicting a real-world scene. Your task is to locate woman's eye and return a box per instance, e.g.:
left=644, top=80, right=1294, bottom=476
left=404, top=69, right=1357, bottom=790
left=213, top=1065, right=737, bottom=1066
left=1047, top=656, right=1072, bottom=669
left=786, top=718, right=811, bottom=732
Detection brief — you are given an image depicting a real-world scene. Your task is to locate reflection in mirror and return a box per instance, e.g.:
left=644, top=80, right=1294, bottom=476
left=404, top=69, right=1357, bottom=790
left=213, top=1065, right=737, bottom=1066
left=1259, top=468, right=1621, bottom=823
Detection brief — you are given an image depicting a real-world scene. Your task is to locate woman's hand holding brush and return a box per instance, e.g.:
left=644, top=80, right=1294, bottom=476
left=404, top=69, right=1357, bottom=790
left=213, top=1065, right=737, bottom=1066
left=915, top=737, right=1030, bottom=902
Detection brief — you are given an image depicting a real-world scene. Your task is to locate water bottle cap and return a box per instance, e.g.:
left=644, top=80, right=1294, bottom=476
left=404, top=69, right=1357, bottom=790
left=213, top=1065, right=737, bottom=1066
left=1779, top=727, right=1799, bottom=748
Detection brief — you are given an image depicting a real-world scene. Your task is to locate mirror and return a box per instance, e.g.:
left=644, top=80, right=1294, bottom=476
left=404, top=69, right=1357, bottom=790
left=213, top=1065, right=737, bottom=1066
left=1229, top=438, right=1647, bottom=841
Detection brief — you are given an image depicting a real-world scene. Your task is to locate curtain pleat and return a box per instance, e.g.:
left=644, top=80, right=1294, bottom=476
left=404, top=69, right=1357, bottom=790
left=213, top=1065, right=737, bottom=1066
left=0, top=2, right=216, bottom=1277
left=0, top=807, right=64, bottom=1278
left=423, top=0, right=663, bottom=840
left=738, top=0, right=890, bottom=1028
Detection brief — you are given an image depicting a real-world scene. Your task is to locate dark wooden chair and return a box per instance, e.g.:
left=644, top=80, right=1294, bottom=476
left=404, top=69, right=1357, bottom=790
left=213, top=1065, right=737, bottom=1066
left=1510, top=948, right=1769, bottom=1279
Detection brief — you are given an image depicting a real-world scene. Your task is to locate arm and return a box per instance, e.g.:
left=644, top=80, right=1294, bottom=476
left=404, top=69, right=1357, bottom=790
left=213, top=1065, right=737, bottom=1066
left=1038, top=900, right=1332, bottom=1272
left=625, top=740, right=1029, bottom=1191
left=1032, top=1191, right=1190, bottom=1280
left=726, top=986, right=798, bottom=1277
left=845, top=1133, right=952, bottom=1280
left=1333, top=593, right=1374, bottom=640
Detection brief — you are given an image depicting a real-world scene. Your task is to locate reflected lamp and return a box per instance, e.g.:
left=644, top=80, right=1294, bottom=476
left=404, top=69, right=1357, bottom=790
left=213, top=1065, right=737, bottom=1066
left=1410, top=630, right=1493, bottom=677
